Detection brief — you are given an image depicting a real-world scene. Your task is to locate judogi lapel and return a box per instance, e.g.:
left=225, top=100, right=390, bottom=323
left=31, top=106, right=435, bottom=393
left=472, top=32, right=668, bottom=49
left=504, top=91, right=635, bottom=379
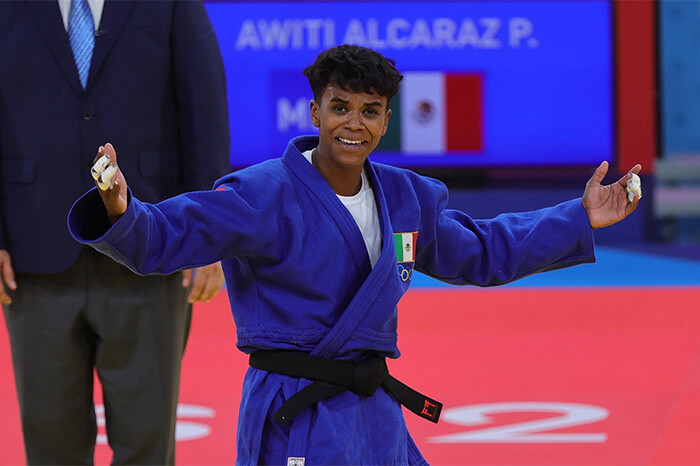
left=281, top=137, right=402, bottom=460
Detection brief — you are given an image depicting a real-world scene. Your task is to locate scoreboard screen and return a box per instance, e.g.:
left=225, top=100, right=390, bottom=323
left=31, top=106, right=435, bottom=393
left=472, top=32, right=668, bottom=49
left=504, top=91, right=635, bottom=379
left=206, top=1, right=614, bottom=169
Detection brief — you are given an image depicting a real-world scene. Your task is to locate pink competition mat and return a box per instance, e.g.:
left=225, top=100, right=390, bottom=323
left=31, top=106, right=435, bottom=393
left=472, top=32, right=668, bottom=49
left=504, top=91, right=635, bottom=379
left=2, top=245, right=700, bottom=465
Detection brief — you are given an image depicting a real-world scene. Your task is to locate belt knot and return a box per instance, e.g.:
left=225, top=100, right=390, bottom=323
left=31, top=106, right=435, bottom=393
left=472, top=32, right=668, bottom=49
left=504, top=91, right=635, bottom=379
left=350, top=356, right=388, bottom=396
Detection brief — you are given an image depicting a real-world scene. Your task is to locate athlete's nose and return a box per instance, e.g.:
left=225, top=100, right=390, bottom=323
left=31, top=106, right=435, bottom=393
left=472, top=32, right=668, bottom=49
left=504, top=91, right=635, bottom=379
left=344, top=110, right=363, bottom=130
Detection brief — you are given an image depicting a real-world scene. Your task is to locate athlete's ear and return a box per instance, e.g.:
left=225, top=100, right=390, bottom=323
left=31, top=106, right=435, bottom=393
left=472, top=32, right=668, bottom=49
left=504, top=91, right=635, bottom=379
left=310, top=100, right=320, bottom=128
left=382, top=108, right=392, bottom=136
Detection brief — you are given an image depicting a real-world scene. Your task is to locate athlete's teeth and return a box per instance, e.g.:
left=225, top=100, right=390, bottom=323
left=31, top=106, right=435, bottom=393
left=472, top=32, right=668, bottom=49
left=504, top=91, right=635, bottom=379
left=339, top=137, right=361, bottom=145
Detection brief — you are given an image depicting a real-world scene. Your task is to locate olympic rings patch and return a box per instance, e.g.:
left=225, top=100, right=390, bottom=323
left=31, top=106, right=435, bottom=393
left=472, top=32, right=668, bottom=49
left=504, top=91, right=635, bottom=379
left=398, top=263, right=414, bottom=282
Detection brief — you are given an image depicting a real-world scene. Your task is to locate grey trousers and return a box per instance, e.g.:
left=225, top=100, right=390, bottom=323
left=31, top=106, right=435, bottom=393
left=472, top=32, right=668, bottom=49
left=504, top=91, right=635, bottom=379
left=3, top=247, right=191, bottom=465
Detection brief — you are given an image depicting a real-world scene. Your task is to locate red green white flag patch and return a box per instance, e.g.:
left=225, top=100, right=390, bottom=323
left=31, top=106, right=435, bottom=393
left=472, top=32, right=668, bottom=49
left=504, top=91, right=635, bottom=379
left=394, top=232, right=418, bottom=263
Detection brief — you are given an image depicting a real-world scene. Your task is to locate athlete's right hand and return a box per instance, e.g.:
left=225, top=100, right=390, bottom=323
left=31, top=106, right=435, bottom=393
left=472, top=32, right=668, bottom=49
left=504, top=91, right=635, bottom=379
left=91, top=143, right=128, bottom=224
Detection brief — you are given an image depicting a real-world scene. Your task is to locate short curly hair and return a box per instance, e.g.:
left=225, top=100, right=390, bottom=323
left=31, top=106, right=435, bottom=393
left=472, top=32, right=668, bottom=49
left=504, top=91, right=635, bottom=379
left=302, top=44, right=403, bottom=107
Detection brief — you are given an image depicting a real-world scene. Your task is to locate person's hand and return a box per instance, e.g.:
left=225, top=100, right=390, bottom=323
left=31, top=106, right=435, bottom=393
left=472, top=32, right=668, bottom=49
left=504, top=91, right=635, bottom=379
left=0, top=250, right=17, bottom=305
left=181, top=262, right=225, bottom=303
left=91, top=143, right=128, bottom=224
left=582, top=161, right=642, bottom=229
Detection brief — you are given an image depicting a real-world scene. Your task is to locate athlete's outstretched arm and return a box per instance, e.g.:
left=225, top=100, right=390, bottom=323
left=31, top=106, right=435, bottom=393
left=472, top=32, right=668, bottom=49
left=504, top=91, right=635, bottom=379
left=90, top=143, right=225, bottom=302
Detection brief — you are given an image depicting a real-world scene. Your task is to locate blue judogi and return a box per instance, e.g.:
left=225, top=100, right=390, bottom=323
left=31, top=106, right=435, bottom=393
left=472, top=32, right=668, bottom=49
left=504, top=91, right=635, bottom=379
left=68, top=135, right=595, bottom=464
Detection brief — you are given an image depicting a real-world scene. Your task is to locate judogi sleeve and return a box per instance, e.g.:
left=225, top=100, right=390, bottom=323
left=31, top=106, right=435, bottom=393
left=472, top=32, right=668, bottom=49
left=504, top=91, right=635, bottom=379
left=411, top=175, right=596, bottom=286
left=67, top=184, right=278, bottom=275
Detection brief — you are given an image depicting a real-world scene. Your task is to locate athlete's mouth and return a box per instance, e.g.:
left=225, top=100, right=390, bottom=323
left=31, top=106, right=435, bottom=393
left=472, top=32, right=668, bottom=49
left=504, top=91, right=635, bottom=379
left=336, top=137, right=366, bottom=145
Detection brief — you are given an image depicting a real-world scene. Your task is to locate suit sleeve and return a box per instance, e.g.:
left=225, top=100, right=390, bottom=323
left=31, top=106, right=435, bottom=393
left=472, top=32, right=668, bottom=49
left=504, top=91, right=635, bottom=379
left=171, top=1, right=230, bottom=191
left=0, top=3, right=8, bottom=249
left=0, top=136, right=5, bottom=251
left=0, top=192, right=6, bottom=251
left=413, top=177, right=596, bottom=286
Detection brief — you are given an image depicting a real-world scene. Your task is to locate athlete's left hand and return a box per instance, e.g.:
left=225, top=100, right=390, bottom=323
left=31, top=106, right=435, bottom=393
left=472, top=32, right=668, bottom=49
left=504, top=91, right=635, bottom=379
left=582, top=161, right=642, bottom=229
left=182, top=262, right=225, bottom=303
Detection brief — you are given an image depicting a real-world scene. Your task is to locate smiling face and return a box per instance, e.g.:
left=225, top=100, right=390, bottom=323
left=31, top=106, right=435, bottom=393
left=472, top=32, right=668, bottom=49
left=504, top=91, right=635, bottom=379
left=309, top=84, right=391, bottom=195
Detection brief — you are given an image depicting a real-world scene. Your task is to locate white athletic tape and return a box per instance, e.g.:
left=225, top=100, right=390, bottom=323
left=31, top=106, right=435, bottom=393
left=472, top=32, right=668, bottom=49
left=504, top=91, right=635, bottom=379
left=96, top=164, right=118, bottom=191
left=91, top=154, right=111, bottom=181
left=626, top=172, right=642, bottom=202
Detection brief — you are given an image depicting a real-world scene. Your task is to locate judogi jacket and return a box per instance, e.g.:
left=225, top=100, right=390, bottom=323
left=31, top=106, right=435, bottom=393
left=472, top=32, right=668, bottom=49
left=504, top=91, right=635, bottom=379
left=68, top=135, right=595, bottom=465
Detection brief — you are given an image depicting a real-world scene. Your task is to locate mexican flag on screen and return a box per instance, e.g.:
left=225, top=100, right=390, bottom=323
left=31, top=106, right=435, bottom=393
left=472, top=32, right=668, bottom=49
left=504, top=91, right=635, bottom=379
left=377, top=71, right=483, bottom=154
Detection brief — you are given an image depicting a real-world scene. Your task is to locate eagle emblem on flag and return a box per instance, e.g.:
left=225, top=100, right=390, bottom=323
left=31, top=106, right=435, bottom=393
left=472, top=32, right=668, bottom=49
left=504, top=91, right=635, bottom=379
left=394, top=232, right=418, bottom=264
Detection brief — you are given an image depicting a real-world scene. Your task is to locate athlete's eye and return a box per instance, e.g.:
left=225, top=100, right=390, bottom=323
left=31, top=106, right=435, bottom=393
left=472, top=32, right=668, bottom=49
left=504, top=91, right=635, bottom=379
left=332, top=105, right=348, bottom=113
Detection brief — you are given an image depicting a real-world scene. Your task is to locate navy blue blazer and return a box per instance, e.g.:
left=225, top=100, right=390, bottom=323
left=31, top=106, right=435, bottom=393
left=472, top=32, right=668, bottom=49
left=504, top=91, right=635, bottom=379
left=0, top=0, right=230, bottom=273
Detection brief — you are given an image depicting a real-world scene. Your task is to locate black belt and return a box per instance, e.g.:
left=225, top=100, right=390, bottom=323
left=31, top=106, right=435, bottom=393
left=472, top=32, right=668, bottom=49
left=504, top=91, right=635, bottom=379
left=249, top=349, right=442, bottom=425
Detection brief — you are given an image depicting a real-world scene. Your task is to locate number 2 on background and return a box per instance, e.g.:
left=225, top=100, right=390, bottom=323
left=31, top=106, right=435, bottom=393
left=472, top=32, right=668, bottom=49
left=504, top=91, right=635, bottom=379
left=430, top=402, right=608, bottom=444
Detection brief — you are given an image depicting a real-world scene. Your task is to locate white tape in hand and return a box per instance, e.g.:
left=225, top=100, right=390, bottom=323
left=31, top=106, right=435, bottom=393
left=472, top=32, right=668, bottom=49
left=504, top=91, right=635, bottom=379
left=91, top=154, right=111, bottom=181
left=97, top=164, right=118, bottom=191
left=626, top=172, right=642, bottom=202
left=91, top=153, right=118, bottom=191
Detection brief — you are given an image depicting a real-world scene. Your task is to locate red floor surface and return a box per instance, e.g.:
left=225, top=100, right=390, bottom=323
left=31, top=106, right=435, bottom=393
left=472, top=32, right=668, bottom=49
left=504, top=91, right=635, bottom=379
left=2, top=286, right=700, bottom=465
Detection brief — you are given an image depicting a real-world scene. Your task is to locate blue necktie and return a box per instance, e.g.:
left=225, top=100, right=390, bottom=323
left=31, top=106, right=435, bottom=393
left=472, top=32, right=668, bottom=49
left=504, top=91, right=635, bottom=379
left=68, top=0, right=95, bottom=89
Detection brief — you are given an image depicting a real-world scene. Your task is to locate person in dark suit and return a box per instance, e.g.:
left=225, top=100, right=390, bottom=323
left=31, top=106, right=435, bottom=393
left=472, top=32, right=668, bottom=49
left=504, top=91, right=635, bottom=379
left=0, top=1, right=230, bottom=464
